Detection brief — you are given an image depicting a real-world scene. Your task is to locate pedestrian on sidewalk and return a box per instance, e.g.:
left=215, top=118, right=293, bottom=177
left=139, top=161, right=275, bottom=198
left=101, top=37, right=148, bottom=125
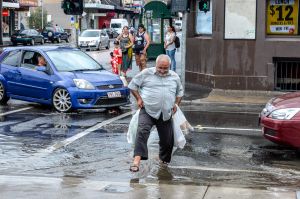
left=133, top=24, right=150, bottom=71
left=111, top=40, right=122, bottom=75
left=164, top=26, right=176, bottom=72
left=117, top=26, right=134, bottom=77
left=128, top=54, right=184, bottom=172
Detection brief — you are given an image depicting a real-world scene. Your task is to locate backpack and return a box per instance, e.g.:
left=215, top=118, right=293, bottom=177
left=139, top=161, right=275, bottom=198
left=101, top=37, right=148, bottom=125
left=174, top=36, right=180, bottom=48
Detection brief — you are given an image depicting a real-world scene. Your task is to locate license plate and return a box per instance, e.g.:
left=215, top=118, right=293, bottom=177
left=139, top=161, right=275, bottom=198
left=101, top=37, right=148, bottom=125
left=17, top=36, right=21, bottom=38
left=81, top=44, right=87, bottom=47
left=107, top=91, right=121, bottom=98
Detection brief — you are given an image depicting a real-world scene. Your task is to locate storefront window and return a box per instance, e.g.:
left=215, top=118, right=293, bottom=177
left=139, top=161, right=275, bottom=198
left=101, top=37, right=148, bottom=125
left=266, top=0, right=299, bottom=35
left=195, top=0, right=212, bottom=35
left=224, top=0, right=256, bottom=39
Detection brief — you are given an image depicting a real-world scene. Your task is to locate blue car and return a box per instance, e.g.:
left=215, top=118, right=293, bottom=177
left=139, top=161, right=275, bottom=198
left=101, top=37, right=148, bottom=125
left=0, top=46, right=130, bottom=112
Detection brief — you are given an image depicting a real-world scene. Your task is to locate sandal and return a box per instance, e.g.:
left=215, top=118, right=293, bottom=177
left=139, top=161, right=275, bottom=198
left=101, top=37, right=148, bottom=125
left=129, top=164, right=139, bottom=172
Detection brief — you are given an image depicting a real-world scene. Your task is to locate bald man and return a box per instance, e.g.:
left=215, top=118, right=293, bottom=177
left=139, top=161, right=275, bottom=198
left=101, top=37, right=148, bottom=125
left=128, top=54, right=184, bottom=172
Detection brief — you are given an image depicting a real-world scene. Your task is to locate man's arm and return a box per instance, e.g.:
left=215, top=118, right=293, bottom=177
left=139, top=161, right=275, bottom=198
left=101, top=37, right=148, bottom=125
left=131, top=89, right=144, bottom=108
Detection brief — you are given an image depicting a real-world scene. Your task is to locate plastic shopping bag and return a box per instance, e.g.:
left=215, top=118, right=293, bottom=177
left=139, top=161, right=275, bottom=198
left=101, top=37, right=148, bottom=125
left=174, top=105, right=194, bottom=135
left=127, top=109, right=140, bottom=146
left=173, top=105, right=194, bottom=149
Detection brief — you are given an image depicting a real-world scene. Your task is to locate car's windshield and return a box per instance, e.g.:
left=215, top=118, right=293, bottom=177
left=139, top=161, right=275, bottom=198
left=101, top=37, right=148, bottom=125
left=46, top=50, right=103, bottom=72
left=111, top=23, right=121, bottom=28
left=80, top=30, right=100, bottom=37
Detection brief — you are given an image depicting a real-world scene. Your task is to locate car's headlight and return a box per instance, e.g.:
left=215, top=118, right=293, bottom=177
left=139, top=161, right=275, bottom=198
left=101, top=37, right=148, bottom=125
left=268, top=108, right=300, bottom=120
left=73, top=79, right=95, bottom=90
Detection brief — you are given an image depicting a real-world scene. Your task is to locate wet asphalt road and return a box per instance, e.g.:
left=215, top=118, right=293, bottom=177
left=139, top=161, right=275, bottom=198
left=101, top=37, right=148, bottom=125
left=0, top=42, right=300, bottom=195
left=1, top=100, right=300, bottom=191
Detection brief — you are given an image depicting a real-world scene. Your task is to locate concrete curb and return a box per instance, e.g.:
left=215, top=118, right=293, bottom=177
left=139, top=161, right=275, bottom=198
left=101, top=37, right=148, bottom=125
left=181, top=100, right=265, bottom=112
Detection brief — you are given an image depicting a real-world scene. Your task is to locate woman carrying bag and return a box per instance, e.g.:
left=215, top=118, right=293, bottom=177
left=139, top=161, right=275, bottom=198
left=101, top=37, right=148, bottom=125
left=117, top=26, right=134, bottom=77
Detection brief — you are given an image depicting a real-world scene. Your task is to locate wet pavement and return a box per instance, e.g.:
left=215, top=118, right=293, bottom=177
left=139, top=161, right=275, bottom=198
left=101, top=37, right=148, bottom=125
left=0, top=40, right=299, bottom=198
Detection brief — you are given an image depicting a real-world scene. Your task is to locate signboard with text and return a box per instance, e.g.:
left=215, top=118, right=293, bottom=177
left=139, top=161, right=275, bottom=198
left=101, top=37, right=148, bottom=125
left=267, top=0, right=299, bottom=35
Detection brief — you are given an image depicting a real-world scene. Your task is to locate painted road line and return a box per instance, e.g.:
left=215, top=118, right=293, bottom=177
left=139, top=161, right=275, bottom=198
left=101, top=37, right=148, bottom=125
left=0, top=107, right=32, bottom=117
left=195, top=126, right=261, bottom=132
left=44, top=111, right=133, bottom=153
left=169, top=165, right=272, bottom=175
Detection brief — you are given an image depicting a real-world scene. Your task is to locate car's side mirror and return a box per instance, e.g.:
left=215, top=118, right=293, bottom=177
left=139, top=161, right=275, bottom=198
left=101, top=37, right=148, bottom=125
left=36, top=66, right=47, bottom=73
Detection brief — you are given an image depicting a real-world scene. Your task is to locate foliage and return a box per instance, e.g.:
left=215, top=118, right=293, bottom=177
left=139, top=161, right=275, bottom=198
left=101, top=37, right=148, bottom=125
left=27, top=8, right=48, bottom=31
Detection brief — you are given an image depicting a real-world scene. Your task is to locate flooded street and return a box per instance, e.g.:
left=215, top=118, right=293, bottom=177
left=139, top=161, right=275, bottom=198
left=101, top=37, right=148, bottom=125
left=0, top=101, right=300, bottom=194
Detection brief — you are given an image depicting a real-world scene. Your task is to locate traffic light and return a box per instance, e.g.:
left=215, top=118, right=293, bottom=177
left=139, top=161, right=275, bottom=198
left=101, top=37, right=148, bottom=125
left=199, top=0, right=210, bottom=13
left=62, top=0, right=83, bottom=15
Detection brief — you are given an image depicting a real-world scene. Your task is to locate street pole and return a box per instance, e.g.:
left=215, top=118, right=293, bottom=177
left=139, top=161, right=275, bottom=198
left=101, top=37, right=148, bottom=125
left=75, top=15, right=78, bottom=48
left=181, top=12, right=187, bottom=90
left=41, top=0, right=43, bottom=29
left=0, top=0, right=3, bottom=45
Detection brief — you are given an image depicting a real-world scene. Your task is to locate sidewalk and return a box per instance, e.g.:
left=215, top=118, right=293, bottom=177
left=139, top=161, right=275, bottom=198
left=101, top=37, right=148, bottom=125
left=128, top=59, right=284, bottom=112
left=0, top=174, right=297, bottom=199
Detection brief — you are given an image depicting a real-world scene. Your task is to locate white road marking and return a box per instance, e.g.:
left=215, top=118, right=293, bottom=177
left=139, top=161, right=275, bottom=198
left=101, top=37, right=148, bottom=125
left=169, top=165, right=271, bottom=174
left=0, top=107, right=32, bottom=117
left=195, top=126, right=261, bottom=132
left=44, top=111, right=133, bottom=153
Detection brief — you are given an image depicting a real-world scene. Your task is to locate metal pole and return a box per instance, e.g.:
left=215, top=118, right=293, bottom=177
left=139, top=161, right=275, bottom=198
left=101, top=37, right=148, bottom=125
left=181, top=12, right=187, bottom=90
left=0, top=0, right=3, bottom=45
left=41, top=0, right=43, bottom=29
left=75, top=15, right=78, bottom=48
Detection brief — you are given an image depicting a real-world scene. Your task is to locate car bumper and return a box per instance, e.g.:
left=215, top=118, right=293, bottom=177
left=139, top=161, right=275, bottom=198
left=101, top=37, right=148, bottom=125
left=79, top=44, right=98, bottom=50
left=68, top=87, right=130, bottom=109
left=260, top=116, right=300, bottom=148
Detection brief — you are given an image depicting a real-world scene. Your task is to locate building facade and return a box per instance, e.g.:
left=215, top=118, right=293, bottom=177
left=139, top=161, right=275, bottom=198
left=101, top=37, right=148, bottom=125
left=186, top=0, right=300, bottom=91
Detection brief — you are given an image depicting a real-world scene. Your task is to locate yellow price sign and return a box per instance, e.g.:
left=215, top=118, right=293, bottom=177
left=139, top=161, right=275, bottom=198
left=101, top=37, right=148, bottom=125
left=267, top=0, right=299, bottom=35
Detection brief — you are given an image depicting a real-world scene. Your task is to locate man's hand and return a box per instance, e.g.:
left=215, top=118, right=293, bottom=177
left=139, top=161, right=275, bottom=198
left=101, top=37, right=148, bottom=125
left=137, top=98, right=144, bottom=108
left=172, top=104, right=177, bottom=114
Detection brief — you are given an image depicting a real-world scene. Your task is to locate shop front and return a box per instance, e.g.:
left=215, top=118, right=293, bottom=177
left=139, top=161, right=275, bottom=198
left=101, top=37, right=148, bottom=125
left=186, top=0, right=300, bottom=91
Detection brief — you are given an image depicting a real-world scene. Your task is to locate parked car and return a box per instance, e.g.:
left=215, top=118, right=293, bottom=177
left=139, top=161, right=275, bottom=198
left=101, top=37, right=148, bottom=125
left=260, top=92, right=300, bottom=148
left=0, top=46, right=130, bottom=112
left=11, top=29, right=45, bottom=46
left=105, top=28, right=119, bottom=39
left=42, top=26, right=70, bottom=43
left=78, top=29, right=110, bottom=51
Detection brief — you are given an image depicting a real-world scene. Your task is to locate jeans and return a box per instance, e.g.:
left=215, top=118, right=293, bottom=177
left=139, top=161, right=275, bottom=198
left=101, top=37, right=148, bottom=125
left=166, top=49, right=176, bottom=71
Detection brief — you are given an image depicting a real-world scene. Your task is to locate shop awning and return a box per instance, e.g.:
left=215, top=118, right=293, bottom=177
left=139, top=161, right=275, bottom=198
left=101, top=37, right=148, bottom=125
left=84, top=3, right=114, bottom=9
left=3, top=2, right=20, bottom=8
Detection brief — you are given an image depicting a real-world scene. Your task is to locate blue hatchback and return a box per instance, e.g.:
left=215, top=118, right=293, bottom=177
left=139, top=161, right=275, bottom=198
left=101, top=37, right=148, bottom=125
left=0, top=46, right=130, bottom=112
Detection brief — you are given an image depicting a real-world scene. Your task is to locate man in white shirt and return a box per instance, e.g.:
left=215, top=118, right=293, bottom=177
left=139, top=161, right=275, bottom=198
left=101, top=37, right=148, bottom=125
left=128, top=54, right=184, bottom=172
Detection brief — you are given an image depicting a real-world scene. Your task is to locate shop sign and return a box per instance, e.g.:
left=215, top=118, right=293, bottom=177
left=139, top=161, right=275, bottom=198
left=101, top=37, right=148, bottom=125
left=2, top=9, right=9, bottom=17
left=19, top=0, right=38, bottom=6
left=267, top=0, right=299, bottom=35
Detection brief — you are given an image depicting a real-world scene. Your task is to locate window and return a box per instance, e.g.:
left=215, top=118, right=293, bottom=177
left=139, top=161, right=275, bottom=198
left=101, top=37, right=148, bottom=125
left=21, top=51, right=45, bottom=70
left=224, top=0, right=256, bottom=39
left=266, top=0, right=299, bottom=35
left=1, top=50, right=22, bottom=67
left=195, top=0, right=213, bottom=35
left=46, top=50, right=103, bottom=72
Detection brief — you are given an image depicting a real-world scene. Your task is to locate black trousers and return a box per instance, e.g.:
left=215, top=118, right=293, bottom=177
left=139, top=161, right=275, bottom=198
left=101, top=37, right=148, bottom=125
left=134, top=108, right=174, bottom=163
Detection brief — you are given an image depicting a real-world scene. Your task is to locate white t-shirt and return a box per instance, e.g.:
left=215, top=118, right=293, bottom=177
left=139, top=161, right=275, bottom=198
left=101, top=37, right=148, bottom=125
left=165, top=32, right=176, bottom=51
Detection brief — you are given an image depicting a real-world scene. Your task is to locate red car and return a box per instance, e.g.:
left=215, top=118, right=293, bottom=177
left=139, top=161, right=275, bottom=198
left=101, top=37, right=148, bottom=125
left=260, top=92, right=300, bottom=148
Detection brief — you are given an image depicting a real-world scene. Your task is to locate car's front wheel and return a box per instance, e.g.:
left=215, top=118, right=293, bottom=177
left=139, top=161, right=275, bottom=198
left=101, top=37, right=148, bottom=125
left=30, top=39, right=35, bottom=46
left=0, top=81, right=9, bottom=105
left=52, top=88, right=72, bottom=112
left=56, top=37, right=61, bottom=43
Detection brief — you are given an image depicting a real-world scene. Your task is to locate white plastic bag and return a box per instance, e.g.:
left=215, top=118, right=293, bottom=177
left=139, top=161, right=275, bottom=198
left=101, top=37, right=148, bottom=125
left=173, top=105, right=194, bottom=149
left=174, top=105, right=194, bottom=135
left=127, top=109, right=140, bottom=146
